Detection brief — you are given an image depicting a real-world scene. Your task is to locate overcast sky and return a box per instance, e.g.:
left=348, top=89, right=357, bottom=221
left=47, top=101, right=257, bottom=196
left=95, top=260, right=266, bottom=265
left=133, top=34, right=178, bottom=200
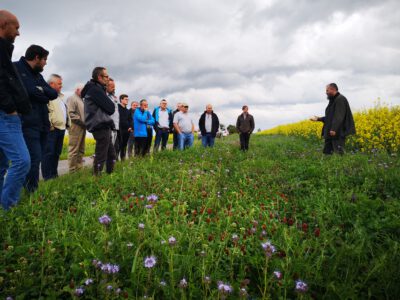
left=3, top=0, right=400, bottom=129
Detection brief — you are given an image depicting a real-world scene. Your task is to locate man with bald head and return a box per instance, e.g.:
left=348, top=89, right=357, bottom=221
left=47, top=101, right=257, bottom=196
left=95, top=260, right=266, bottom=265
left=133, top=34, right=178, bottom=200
left=0, top=11, right=32, bottom=210
left=199, top=104, right=220, bottom=147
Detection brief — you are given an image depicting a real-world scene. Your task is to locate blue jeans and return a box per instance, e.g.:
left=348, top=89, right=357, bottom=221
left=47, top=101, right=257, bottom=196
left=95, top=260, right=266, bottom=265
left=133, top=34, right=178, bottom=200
left=0, top=111, right=31, bottom=210
left=201, top=133, right=215, bottom=147
left=42, top=128, right=65, bottom=180
left=178, top=133, right=194, bottom=150
left=154, top=129, right=170, bottom=151
left=23, top=127, right=48, bottom=192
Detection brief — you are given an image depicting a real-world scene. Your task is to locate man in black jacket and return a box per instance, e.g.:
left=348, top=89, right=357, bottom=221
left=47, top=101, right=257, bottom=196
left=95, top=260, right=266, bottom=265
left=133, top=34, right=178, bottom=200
left=172, top=102, right=182, bottom=150
left=236, top=105, right=255, bottom=151
left=82, top=67, right=116, bottom=175
left=117, top=94, right=132, bottom=160
left=14, top=44, right=58, bottom=193
left=199, top=104, right=220, bottom=147
left=311, top=83, right=356, bottom=155
left=0, top=10, right=32, bottom=209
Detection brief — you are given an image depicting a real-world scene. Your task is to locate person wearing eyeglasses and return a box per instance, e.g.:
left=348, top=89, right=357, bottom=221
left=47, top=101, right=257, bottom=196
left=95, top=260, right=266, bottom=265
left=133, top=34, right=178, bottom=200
left=173, top=103, right=195, bottom=150
left=82, top=67, right=116, bottom=175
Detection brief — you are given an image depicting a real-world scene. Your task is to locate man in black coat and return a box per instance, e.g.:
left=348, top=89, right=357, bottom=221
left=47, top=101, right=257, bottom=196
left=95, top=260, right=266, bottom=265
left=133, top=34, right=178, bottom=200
left=236, top=105, right=255, bottom=151
left=198, top=104, right=220, bottom=147
left=117, top=94, right=132, bottom=160
left=0, top=10, right=32, bottom=209
left=14, top=44, right=58, bottom=192
left=82, top=67, right=116, bottom=175
left=311, top=83, right=356, bottom=155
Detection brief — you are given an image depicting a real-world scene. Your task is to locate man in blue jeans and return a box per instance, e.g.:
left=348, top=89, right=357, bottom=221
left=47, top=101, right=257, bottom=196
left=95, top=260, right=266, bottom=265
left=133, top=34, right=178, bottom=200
left=152, top=99, right=173, bottom=152
left=173, top=103, right=195, bottom=150
left=0, top=10, right=32, bottom=210
left=198, top=104, right=220, bottom=147
left=14, top=45, right=58, bottom=192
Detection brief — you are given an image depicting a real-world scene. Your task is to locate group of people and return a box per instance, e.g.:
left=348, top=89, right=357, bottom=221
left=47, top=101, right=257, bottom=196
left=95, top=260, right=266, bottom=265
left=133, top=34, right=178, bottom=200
left=1, top=10, right=355, bottom=211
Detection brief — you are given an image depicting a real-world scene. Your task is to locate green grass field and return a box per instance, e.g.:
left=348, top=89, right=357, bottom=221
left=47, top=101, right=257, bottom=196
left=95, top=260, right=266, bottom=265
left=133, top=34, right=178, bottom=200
left=1, top=135, right=399, bottom=299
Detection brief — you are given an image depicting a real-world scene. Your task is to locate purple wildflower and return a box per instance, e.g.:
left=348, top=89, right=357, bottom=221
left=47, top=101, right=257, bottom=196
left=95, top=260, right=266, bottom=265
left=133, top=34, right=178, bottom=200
left=273, top=271, right=282, bottom=280
left=107, top=285, right=113, bottom=291
left=179, top=278, right=188, bottom=288
left=101, top=263, right=120, bottom=274
left=160, top=280, right=167, bottom=287
left=115, top=288, right=121, bottom=294
left=261, top=240, right=276, bottom=257
left=6, top=297, right=14, bottom=300
left=144, top=256, right=157, bottom=268
left=295, top=280, right=308, bottom=293
left=147, top=194, right=158, bottom=203
left=138, top=223, right=145, bottom=230
left=74, top=287, right=84, bottom=296
left=92, top=259, right=102, bottom=268
left=217, top=281, right=233, bottom=295
left=168, top=236, right=177, bottom=246
left=85, top=278, right=94, bottom=286
left=98, top=214, right=112, bottom=225
left=145, top=204, right=153, bottom=209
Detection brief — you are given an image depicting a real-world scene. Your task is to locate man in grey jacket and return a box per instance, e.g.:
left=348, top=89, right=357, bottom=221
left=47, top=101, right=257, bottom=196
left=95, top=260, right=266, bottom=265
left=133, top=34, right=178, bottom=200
left=311, top=83, right=356, bottom=155
left=236, top=105, right=255, bottom=151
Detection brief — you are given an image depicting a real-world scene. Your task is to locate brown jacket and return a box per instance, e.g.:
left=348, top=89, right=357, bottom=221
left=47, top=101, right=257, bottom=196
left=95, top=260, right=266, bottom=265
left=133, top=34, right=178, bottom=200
left=67, top=93, right=85, bottom=128
left=236, top=113, right=255, bottom=134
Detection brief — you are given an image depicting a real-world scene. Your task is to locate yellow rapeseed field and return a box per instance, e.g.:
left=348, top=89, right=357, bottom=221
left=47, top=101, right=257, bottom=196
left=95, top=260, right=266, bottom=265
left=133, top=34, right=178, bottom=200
left=260, top=103, right=400, bottom=152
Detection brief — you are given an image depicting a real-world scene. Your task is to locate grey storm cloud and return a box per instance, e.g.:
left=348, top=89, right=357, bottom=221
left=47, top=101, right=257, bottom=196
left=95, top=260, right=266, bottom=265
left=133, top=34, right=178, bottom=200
left=3, top=0, right=400, bottom=129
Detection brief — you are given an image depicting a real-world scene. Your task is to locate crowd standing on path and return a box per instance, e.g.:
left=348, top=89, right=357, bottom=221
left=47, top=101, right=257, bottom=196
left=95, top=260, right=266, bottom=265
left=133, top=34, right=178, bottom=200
left=0, top=10, right=356, bottom=210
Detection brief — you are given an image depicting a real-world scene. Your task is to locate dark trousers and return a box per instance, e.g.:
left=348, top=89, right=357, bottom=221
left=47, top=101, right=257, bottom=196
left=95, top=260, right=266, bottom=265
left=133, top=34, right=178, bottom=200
left=154, top=129, right=169, bottom=151
left=23, top=128, right=47, bottom=192
left=92, top=128, right=116, bottom=175
left=239, top=132, right=251, bottom=151
left=117, top=129, right=130, bottom=160
left=173, top=131, right=179, bottom=150
left=146, top=128, right=153, bottom=154
left=42, top=128, right=65, bottom=180
left=134, top=137, right=149, bottom=157
left=323, top=138, right=345, bottom=155
left=127, top=134, right=135, bottom=158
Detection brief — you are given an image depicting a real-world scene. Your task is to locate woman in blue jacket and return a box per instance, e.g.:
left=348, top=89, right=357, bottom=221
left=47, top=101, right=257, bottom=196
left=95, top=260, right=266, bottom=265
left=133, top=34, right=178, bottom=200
left=133, top=99, right=155, bottom=156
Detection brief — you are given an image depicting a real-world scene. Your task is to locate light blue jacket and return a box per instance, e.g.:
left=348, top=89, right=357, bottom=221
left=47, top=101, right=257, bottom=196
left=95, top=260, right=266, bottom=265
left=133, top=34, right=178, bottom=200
left=134, top=109, right=155, bottom=137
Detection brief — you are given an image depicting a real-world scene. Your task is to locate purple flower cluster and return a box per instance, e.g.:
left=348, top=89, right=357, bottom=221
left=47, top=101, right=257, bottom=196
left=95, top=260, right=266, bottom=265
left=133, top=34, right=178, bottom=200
left=85, top=278, right=94, bottom=286
left=295, top=280, right=308, bottom=293
left=145, top=204, right=153, bottom=209
left=147, top=194, right=158, bottom=203
left=168, top=236, right=177, bottom=246
left=98, top=214, right=112, bottom=225
left=217, top=281, right=233, bottom=295
left=179, top=278, right=188, bottom=288
left=144, top=255, right=157, bottom=268
left=92, top=259, right=119, bottom=274
left=261, top=240, right=276, bottom=257
left=75, top=287, right=84, bottom=296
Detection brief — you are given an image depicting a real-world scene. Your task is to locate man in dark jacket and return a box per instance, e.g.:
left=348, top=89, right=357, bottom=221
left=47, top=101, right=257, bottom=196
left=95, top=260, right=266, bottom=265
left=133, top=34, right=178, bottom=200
left=127, top=101, right=138, bottom=158
left=117, top=94, right=132, bottom=160
left=311, top=83, right=356, bottom=155
left=152, top=99, right=173, bottom=151
left=172, top=102, right=182, bottom=150
left=14, top=44, right=58, bottom=192
left=199, top=104, right=220, bottom=147
left=82, top=67, right=116, bottom=175
left=0, top=10, right=31, bottom=209
left=236, top=105, right=255, bottom=151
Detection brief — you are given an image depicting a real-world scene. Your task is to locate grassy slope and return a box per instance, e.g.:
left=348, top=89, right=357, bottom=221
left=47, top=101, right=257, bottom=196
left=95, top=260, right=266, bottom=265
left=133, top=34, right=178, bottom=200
left=1, top=135, right=399, bottom=299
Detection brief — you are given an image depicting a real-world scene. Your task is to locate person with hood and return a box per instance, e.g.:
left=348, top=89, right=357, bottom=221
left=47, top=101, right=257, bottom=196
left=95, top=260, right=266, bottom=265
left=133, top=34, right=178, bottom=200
left=198, top=104, right=220, bottom=147
left=152, top=99, right=173, bottom=151
left=236, top=105, right=255, bottom=151
left=311, top=83, right=356, bottom=155
left=134, top=99, right=155, bottom=156
left=82, top=67, right=116, bottom=175
left=0, top=10, right=32, bottom=209
left=14, top=44, right=58, bottom=192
